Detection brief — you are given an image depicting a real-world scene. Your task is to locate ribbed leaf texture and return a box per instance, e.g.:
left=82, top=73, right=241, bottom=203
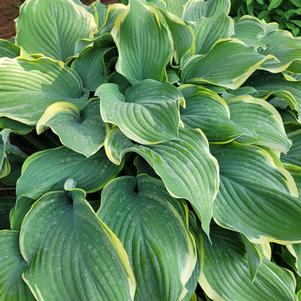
left=1, top=0, right=301, bottom=300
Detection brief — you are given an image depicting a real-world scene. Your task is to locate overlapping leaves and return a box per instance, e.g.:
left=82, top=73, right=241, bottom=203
left=1, top=0, right=301, bottom=300
left=231, top=0, right=301, bottom=36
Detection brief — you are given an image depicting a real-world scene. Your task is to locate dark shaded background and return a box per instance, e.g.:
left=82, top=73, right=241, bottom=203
left=0, top=0, right=111, bottom=39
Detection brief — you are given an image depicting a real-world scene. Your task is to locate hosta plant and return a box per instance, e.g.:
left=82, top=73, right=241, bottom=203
left=231, top=0, right=301, bottom=36
left=2, top=0, right=301, bottom=300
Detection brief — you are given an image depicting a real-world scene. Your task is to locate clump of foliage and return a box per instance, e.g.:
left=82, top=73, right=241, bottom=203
left=231, top=0, right=301, bottom=36
left=2, top=0, right=301, bottom=300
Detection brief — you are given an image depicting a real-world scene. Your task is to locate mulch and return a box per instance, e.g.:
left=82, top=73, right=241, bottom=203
left=0, top=0, right=115, bottom=39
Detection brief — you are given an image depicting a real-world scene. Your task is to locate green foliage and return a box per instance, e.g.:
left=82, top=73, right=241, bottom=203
left=231, top=0, right=301, bottom=36
left=1, top=0, right=301, bottom=300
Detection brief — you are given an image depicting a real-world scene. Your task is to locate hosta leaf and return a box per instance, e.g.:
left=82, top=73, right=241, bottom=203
left=222, top=86, right=259, bottom=98
left=241, top=236, right=263, bottom=281
left=250, top=73, right=301, bottom=119
left=0, top=130, right=27, bottom=181
left=133, top=156, right=158, bottom=178
left=1, top=153, right=25, bottom=187
left=108, top=72, right=132, bottom=94
left=227, top=95, right=291, bottom=153
left=233, top=17, right=301, bottom=72
left=98, top=3, right=127, bottom=34
left=241, top=236, right=271, bottom=281
left=0, top=57, right=89, bottom=125
left=90, top=0, right=107, bottom=29
left=0, top=118, right=33, bottom=135
left=16, top=0, right=96, bottom=61
left=37, top=99, right=106, bottom=157
left=199, top=227, right=296, bottom=301
left=284, top=165, right=301, bottom=277
left=162, top=12, right=194, bottom=64
left=0, top=196, right=15, bottom=229
left=72, top=34, right=114, bottom=91
left=262, top=30, right=301, bottom=72
left=0, top=39, right=20, bottom=58
left=159, top=0, right=187, bottom=17
left=286, top=164, right=301, bottom=195
left=180, top=85, right=242, bottom=143
left=20, top=189, right=135, bottom=301
left=16, top=146, right=121, bottom=199
left=282, top=128, right=301, bottom=166
left=233, top=16, right=277, bottom=49
left=281, top=110, right=300, bottom=130
left=0, top=230, right=35, bottom=301
left=96, top=80, right=184, bottom=144
left=12, top=146, right=121, bottom=229
left=167, top=68, right=180, bottom=84
left=112, top=0, right=173, bottom=82
left=265, top=90, right=298, bottom=111
left=183, top=0, right=231, bottom=22
left=194, top=14, right=234, bottom=54
left=98, top=174, right=197, bottom=301
left=105, top=127, right=219, bottom=236
left=212, top=143, right=301, bottom=243
left=181, top=39, right=272, bottom=89
left=0, top=129, right=11, bottom=179
left=288, top=243, right=301, bottom=277
left=183, top=212, right=201, bottom=301
left=10, top=197, right=35, bottom=232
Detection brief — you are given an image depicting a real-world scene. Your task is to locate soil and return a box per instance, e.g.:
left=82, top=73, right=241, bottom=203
left=0, top=0, right=115, bottom=39
left=0, top=0, right=22, bottom=39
